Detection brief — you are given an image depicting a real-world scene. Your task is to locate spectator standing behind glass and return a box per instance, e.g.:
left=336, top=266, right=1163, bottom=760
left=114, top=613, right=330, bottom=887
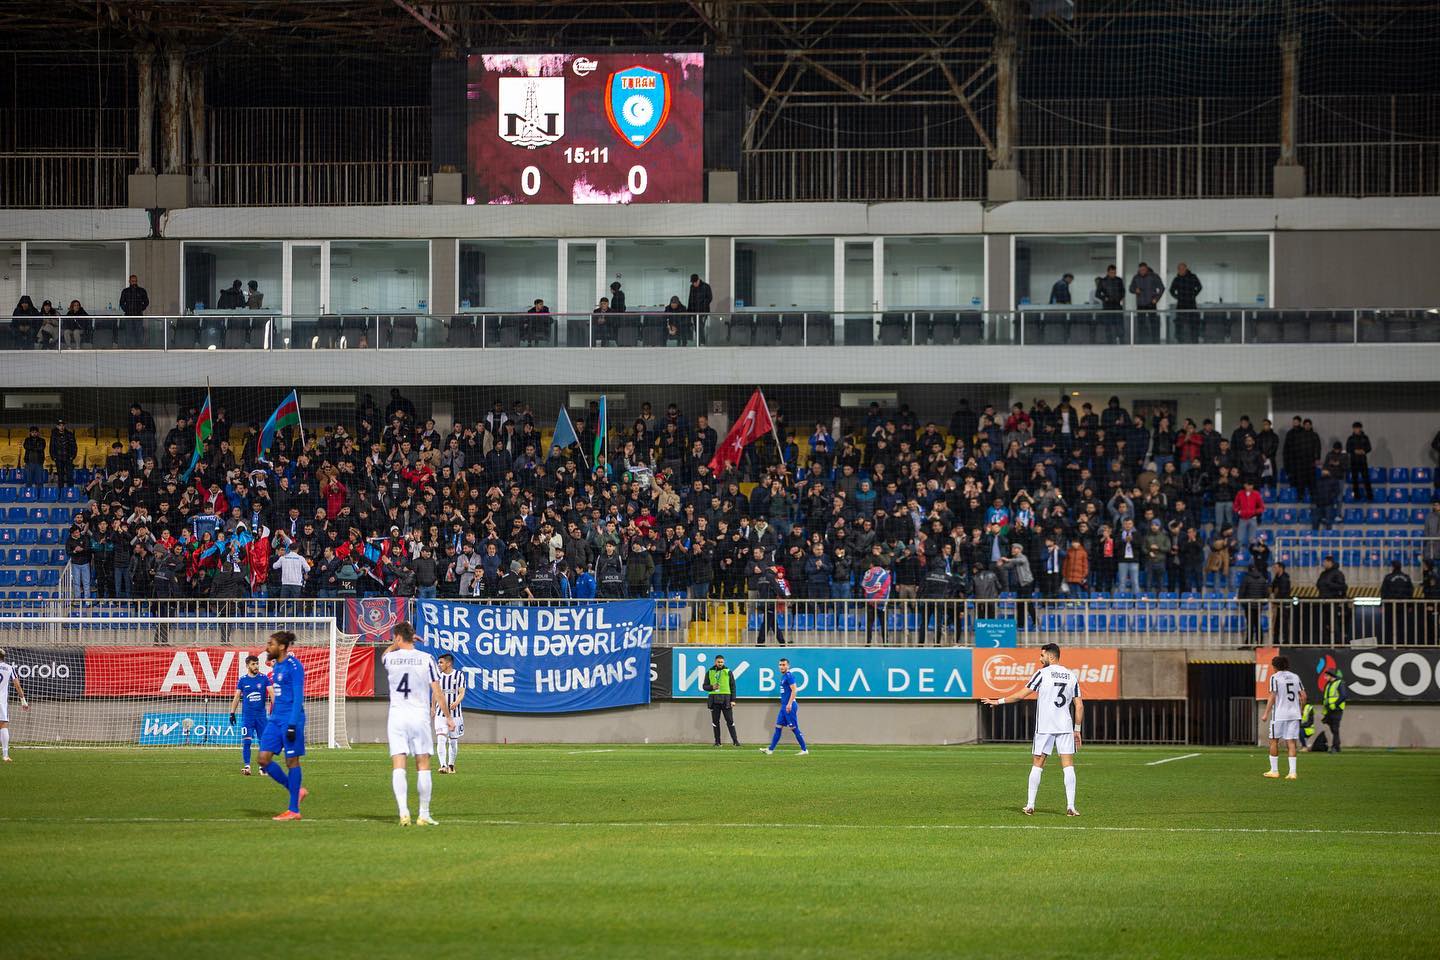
left=1049, top=273, right=1073, bottom=305
left=1130, top=262, right=1163, bottom=310
left=11, top=295, right=39, bottom=345
left=608, top=280, right=626, bottom=313
left=1094, top=265, right=1125, bottom=344
left=120, top=274, right=148, bottom=316
left=1169, top=263, right=1202, bottom=310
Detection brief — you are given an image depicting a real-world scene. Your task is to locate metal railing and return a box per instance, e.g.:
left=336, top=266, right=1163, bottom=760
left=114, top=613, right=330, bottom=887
left=4, top=307, right=1435, bottom=352
left=1272, top=536, right=1440, bottom=588
left=13, top=596, right=1440, bottom=649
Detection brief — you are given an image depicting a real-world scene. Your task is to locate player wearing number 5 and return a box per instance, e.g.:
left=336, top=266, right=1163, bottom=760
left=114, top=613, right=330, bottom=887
left=1260, top=655, right=1307, bottom=780
left=383, top=622, right=452, bottom=826
left=982, top=642, right=1084, bottom=817
left=0, top=648, right=32, bottom=763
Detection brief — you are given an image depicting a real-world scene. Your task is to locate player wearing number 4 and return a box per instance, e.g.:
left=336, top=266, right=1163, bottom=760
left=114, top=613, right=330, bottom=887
left=0, top=648, right=32, bottom=762
left=1260, top=655, right=1306, bottom=780
left=384, top=622, right=452, bottom=825
left=228, top=654, right=271, bottom=775
left=982, top=642, right=1084, bottom=817
left=259, top=631, right=309, bottom=821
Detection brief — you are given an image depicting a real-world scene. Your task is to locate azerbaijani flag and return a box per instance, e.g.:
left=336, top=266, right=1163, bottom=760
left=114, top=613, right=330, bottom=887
left=181, top=391, right=213, bottom=482
left=258, top=389, right=302, bottom=461
left=592, top=394, right=607, bottom=468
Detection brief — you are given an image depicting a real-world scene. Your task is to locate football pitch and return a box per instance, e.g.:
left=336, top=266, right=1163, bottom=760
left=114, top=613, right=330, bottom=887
left=2, top=744, right=1437, bottom=960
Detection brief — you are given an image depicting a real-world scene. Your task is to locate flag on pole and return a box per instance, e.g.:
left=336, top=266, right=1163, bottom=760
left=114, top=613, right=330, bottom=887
left=708, top=388, right=776, bottom=475
left=181, top=390, right=213, bottom=482
left=549, top=406, right=580, bottom=459
left=258, top=390, right=301, bottom=461
left=592, top=395, right=607, bottom=468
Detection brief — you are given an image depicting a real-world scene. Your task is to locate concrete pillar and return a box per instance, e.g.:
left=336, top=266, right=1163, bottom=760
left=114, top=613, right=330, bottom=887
left=706, top=236, right=732, bottom=313
left=1273, top=31, right=1306, bottom=198
left=186, top=61, right=209, bottom=204
left=155, top=49, right=191, bottom=207
left=430, top=238, right=458, bottom=316
left=987, top=0, right=1027, bottom=202
left=128, top=46, right=158, bottom=207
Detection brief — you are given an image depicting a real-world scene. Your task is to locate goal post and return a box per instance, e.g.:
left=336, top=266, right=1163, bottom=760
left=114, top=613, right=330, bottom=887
left=0, top=616, right=358, bottom=749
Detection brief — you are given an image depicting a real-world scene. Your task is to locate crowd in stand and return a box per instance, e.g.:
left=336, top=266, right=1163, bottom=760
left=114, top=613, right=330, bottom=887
left=17, top=391, right=1439, bottom=630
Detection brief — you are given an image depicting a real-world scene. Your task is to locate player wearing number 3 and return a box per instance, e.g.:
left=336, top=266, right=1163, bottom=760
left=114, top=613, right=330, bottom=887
left=383, top=622, right=452, bottom=826
left=1260, top=654, right=1306, bottom=780
left=982, top=642, right=1084, bottom=817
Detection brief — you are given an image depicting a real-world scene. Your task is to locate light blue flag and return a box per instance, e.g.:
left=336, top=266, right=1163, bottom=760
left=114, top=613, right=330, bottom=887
left=549, top=406, right=579, bottom=458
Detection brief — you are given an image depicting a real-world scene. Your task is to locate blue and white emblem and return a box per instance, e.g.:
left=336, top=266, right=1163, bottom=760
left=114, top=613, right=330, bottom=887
left=605, top=66, right=670, bottom=148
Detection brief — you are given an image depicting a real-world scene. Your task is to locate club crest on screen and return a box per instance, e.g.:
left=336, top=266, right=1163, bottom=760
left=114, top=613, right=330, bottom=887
left=605, top=66, right=670, bottom=148
left=498, top=76, right=565, bottom=148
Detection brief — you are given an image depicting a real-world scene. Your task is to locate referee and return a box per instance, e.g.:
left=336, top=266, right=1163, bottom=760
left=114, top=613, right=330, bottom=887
left=703, top=654, right=741, bottom=747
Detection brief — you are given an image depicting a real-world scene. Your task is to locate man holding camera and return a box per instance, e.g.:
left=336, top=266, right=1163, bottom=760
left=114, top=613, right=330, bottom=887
left=703, top=654, right=741, bottom=747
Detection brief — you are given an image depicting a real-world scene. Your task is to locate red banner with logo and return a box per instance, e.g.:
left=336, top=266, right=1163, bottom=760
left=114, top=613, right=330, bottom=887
left=972, top=648, right=1121, bottom=700
left=345, top=597, right=409, bottom=643
left=83, top=645, right=374, bottom=698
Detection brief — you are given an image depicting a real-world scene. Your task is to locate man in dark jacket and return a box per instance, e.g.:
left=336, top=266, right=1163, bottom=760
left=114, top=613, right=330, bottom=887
left=1313, top=468, right=1342, bottom=530
left=1345, top=422, right=1374, bottom=502
left=918, top=543, right=959, bottom=646
left=702, top=653, right=741, bottom=746
left=22, top=426, right=46, bottom=488
left=1095, top=265, right=1125, bottom=343
left=1048, top=273, right=1073, bottom=305
left=1282, top=417, right=1321, bottom=502
left=1315, top=555, right=1349, bottom=644
left=595, top=541, right=626, bottom=598
left=119, top=274, right=148, bottom=316
left=1270, top=561, right=1294, bottom=645
left=1169, top=263, right=1202, bottom=310
left=686, top=274, right=712, bottom=314
left=50, top=418, right=77, bottom=488
left=1238, top=563, right=1270, bottom=644
left=1380, top=560, right=1416, bottom=644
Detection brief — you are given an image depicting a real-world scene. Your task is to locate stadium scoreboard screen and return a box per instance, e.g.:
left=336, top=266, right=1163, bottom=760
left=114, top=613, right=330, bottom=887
left=466, top=52, right=704, bottom=205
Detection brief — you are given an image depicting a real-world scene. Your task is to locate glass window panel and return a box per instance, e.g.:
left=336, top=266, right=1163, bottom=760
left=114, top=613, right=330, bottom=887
left=329, top=241, right=429, bottom=313
left=459, top=239, right=557, bottom=312
left=1166, top=234, right=1269, bottom=307
left=883, top=237, right=984, bottom=309
left=605, top=238, right=704, bottom=311
left=26, top=242, right=128, bottom=315
left=182, top=241, right=282, bottom=314
left=1013, top=235, right=1117, bottom=307
left=1, top=244, right=21, bottom=316
left=567, top=242, right=598, bottom=313
left=734, top=238, right=833, bottom=310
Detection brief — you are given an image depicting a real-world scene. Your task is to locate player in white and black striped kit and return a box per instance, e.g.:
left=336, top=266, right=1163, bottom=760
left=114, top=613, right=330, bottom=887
left=0, top=648, right=32, bottom=763
left=434, top=654, right=466, bottom=774
left=982, top=643, right=1084, bottom=817
left=1261, top=654, right=1307, bottom=780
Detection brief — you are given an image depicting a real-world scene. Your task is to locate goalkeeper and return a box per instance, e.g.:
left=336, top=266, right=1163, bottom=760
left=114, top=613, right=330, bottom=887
left=228, top=654, right=271, bottom=775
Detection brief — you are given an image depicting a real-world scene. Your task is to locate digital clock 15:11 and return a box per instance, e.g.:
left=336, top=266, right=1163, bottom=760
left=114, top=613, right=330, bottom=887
left=565, top=146, right=610, bottom=163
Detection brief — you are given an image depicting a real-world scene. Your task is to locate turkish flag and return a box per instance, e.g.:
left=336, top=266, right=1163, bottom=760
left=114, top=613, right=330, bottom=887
left=708, top=389, right=775, bottom=475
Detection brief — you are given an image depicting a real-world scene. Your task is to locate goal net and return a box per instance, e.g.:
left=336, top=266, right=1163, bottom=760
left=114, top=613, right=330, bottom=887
left=0, top=616, right=357, bottom=749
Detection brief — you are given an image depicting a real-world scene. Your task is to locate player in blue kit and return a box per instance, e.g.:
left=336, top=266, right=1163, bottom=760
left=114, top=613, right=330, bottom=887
left=257, top=631, right=309, bottom=821
left=760, top=657, right=809, bottom=756
left=227, top=654, right=271, bottom=775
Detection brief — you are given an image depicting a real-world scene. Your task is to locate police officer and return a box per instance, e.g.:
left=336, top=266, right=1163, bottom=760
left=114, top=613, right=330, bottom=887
left=1321, top=667, right=1346, bottom=753
left=1300, top=701, right=1324, bottom=752
left=529, top=561, right=560, bottom=601
left=702, top=654, right=741, bottom=747
left=595, top=540, right=626, bottom=598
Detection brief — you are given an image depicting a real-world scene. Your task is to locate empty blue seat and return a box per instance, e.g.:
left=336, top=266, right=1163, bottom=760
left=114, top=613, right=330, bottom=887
left=1154, top=614, right=1176, bottom=633
left=1415, top=468, right=1434, bottom=484
left=36, top=488, right=57, bottom=503
left=1341, top=506, right=1362, bottom=524
left=1224, top=615, right=1246, bottom=632
left=48, top=548, right=64, bottom=565
left=49, top=508, right=70, bottom=524
left=1296, top=508, right=1313, bottom=524
left=37, top=570, right=59, bottom=587
left=1277, top=488, right=1297, bottom=503
left=1388, top=488, right=1409, bottom=504
left=1412, top=509, right=1429, bottom=523
left=16, top=528, right=36, bottom=545
left=0, top=530, right=12, bottom=545
left=1261, top=508, right=1276, bottom=523
left=1413, top=488, right=1435, bottom=504
left=1108, top=614, right=1128, bottom=631
left=38, top=528, right=59, bottom=544
left=1278, top=508, right=1297, bottom=524
left=1365, top=508, right=1386, bottom=524
left=1368, top=467, right=1385, bottom=484
left=1179, top=614, right=1199, bottom=632
left=1040, top=613, right=1062, bottom=633
left=27, top=548, right=45, bottom=565
left=1064, top=614, right=1085, bottom=631
left=1387, top=508, right=1408, bottom=523
left=1130, top=614, right=1150, bottom=632
left=59, top=486, right=80, bottom=502
left=1088, top=614, right=1107, bottom=632
left=16, top=570, right=36, bottom=587
left=17, top=487, right=36, bottom=503
left=0, top=489, right=13, bottom=504
left=1389, top=468, right=1411, bottom=483
left=4, top=508, right=24, bottom=524
left=27, top=508, right=47, bottom=523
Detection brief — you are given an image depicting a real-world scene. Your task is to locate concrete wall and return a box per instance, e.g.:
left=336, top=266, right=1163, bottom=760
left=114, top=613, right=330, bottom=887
left=1324, top=704, right=1440, bottom=749
left=1273, top=230, right=1440, bottom=308
left=1274, top=383, right=1440, bottom=469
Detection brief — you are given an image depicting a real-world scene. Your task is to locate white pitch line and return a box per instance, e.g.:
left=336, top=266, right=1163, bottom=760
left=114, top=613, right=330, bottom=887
left=1146, top=753, right=1202, bottom=766
left=1, top=816, right=1437, bottom=838
left=565, top=748, right=617, bottom=754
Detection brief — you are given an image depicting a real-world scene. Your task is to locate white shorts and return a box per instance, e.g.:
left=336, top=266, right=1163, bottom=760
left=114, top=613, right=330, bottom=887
left=0, top=701, right=8, bottom=723
left=1269, top=719, right=1301, bottom=742
left=434, top=712, right=464, bottom=740
left=388, top=711, right=435, bottom=757
left=1032, top=732, right=1076, bottom=757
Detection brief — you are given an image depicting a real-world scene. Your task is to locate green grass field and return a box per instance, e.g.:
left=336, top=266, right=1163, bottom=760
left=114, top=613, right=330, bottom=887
left=2, top=743, right=1438, bottom=959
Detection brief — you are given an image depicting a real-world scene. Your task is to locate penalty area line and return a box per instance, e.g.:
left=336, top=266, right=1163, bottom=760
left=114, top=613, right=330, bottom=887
left=1146, top=753, right=1202, bottom=766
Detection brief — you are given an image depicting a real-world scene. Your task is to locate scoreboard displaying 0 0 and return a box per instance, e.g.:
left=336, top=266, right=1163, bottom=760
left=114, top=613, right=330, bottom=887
left=466, top=52, right=704, bottom=205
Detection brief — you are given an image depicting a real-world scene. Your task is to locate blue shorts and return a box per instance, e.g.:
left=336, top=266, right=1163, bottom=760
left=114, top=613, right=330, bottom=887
left=241, top=715, right=268, bottom=740
left=260, top=716, right=306, bottom=758
left=775, top=705, right=799, bottom=728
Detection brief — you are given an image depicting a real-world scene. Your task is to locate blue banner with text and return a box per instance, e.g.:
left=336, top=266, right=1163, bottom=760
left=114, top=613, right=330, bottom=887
left=671, top=647, right=974, bottom=700
left=414, top=599, right=654, bottom=713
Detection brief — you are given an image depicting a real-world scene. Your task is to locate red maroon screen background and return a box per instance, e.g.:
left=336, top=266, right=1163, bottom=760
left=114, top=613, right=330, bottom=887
left=467, top=52, right=704, bottom=204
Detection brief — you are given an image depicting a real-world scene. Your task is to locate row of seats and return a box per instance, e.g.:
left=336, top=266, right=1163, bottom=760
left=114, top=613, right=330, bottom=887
left=0, top=570, right=62, bottom=587
left=0, top=548, right=66, bottom=566
left=0, top=486, right=85, bottom=503
left=1278, top=466, right=1435, bottom=484
left=739, top=611, right=1268, bottom=634
left=1, top=507, right=86, bottom=525
left=1272, top=486, right=1434, bottom=504
left=1266, top=507, right=1432, bottom=525
left=0, top=469, right=100, bottom=484
left=876, top=312, right=985, bottom=346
